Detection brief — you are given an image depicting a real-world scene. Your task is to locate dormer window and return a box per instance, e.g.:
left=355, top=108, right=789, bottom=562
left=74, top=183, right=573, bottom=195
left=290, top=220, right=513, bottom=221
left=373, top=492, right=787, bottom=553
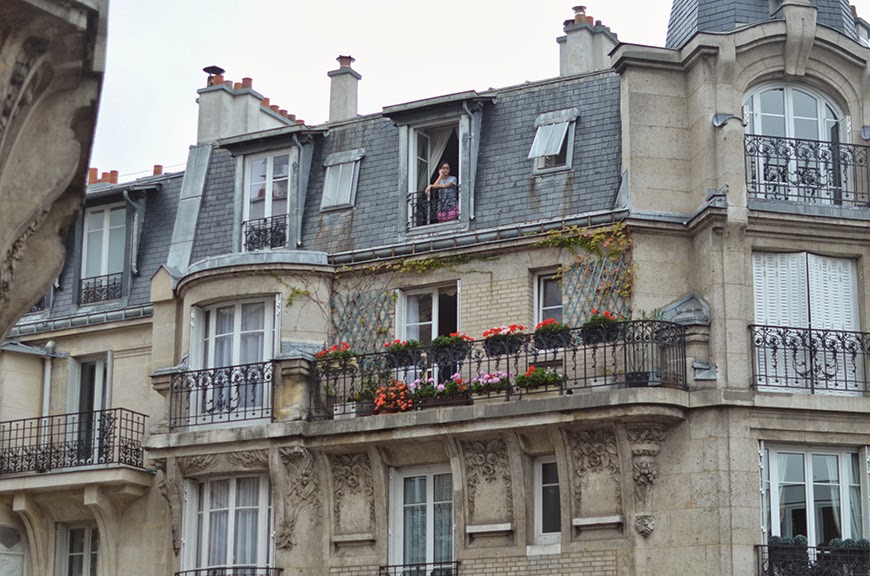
left=80, top=205, right=126, bottom=304
left=320, top=148, right=364, bottom=211
left=529, top=108, right=579, bottom=173
left=409, top=123, right=459, bottom=228
left=242, top=151, right=290, bottom=251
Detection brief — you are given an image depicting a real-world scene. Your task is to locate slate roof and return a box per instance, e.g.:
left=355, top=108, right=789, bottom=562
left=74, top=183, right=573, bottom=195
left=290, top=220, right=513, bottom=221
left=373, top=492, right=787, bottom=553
left=667, top=0, right=858, bottom=49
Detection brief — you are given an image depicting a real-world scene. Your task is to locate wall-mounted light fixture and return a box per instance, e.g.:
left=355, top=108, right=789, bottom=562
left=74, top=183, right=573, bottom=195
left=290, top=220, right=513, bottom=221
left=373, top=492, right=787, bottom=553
left=860, top=126, right=870, bottom=141
left=712, top=113, right=746, bottom=128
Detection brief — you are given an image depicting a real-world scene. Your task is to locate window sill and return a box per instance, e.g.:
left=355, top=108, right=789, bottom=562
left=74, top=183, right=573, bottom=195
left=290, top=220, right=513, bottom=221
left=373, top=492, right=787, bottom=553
left=406, top=218, right=468, bottom=237
left=526, top=543, right=561, bottom=556
left=533, top=165, right=572, bottom=176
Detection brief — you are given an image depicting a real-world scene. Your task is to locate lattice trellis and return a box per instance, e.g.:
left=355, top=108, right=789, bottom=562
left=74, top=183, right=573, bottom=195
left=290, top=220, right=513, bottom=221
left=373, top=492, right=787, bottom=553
left=331, top=290, right=394, bottom=354
left=563, top=252, right=631, bottom=326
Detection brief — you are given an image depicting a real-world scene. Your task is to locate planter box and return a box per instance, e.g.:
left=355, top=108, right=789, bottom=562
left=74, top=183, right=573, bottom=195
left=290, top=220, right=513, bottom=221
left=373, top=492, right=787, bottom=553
left=483, top=335, right=525, bottom=356
left=417, top=392, right=472, bottom=410
left=429, top=343, right=471, bottom=366
left=384, top=349, right=423, bottom=369
left=355, top=400, right=376, bottom=417
left=580, top=325, right=622, bottom=345
left=534, top=330, right=572, bottom=350
left=625, top=371, right=662, bottom=388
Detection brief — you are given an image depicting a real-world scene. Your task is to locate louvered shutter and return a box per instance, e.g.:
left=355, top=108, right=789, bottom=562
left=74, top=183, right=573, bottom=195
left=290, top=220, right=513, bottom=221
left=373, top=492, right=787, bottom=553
left=752, top=252, right=808, bottom=327
left=181, top=479, right=199, bottom=569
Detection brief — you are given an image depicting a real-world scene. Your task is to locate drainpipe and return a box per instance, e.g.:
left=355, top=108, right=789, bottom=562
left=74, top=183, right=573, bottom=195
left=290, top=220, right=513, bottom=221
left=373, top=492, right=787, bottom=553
left=42, top=340, right=55, bottom=417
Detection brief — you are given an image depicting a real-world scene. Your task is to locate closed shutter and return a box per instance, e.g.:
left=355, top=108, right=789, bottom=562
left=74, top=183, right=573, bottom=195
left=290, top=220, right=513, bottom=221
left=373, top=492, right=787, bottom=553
left=752, top=252, right=808, bottom=327
left=808, top=254, right=858, bottom=331
left=66, top=358, right=81, bottom=414
left=54, top=524, right=69, bottom=576
left=181, top=479, right=199, bottom=569
left=189, top=307, right=203, bottom=370
left=273, top=293, right=281, bottom=360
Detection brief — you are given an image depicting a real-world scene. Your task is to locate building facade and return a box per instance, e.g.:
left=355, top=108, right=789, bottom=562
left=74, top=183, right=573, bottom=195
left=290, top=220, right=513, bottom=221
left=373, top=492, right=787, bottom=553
left=1, top=1, right=870, bottom=575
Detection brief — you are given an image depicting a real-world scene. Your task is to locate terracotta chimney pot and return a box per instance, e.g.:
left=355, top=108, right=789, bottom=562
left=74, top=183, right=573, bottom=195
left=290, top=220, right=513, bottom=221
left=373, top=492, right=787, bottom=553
left=233, top=82, right=242, bottom=90
left=223, top=80, right=232, bottom=88
left=110, top=170, right=119, bottom=184
left=213, top=73, right=224, bottom=85
left=287, top=113, right=296, bottom=122
left=279, top=109, right=288, bottom=117
left=101, top=172, right=110, bottom=182
left=88, top=168, right=98, bottom=184
left=573, top=5, right=586, bottom=24
left=337, top=55, right=355, bottom=68
left=242, top=77, right=253, bottom=88
left=153, top=164, right=163, bottom=176
left=586, top=15, right=594, bottom=25
left=295, top=119, right=305, bottom=125
left=261, top=97, right=270, bottom=107
left=270, top=104, right=280, bottom=112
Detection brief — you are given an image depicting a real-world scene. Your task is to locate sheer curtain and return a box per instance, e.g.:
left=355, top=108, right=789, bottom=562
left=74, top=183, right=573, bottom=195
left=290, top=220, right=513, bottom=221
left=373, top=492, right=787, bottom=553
left=427, top=126, right=454, bottom=182
left=403, top=477, right=426, bottom=565
left=433, top=474, right=453, bottom=563
left=208, top=480, right=230, bottom=567
left=814, top=454, right=841, bottom=544
left=234, top=478, right=260, bottom=566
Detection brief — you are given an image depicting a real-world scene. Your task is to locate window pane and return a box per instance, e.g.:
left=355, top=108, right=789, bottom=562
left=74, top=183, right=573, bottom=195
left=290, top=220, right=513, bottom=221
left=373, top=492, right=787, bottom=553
left=780, top=484, right=808, bottom=538
left=542, top=485, right=561, bottom=533
left=851, top=485, right=863, bottom=538
left=761, top=115, right=786, bottom=138
left=780, top=453, right=805, bottom=483
left=241, top=303, right=265, bottom=331
left=68, top=528, right=85, bottom=555
left=760, top=89, right=785, bottom=116
left=794, top=118, right=818, bottom=141
left=271, top=179, right=288, bottom=205
left=542, top=462, right=558, bottom=485
left=434, top=501, right=452, bottom=563
left=85, top=228, right=103, bottom=278
left=248, top=158, right=268, bottom=219
left=337, top=163, right=354, bottom=204
left=403, top=476, right=426, bottom=565
left=109, top=208, right=125, bottom=228
left=812, top=454, right=839, bottom=483
left=813, top=484, right=842, bottom=545
left=272, top=154, right=289, bottom=179
left=216, top=307, right=235, bottom=336
left=107, top=226, right=125, bottom=274
left=433, top=473, right=452, bottom=502
left=792, top=90, right=818, bottom=120
left=235, top=480, right=260, bottom=566
left=89, top=529, right=99, bottom=576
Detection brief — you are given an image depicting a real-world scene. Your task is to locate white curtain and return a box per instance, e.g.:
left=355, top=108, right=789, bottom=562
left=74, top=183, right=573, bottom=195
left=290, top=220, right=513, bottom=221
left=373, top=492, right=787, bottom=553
left=433, top=474, right=453, bottom=563
left=208, top=480, right=230, bottom=566
left=403, top=477, right=427, bottom=565
left=816, top=454, right=841, bottom=543
left=427, top=127, right=454, bottom=183
left=234, top=478, right=260, bottom=565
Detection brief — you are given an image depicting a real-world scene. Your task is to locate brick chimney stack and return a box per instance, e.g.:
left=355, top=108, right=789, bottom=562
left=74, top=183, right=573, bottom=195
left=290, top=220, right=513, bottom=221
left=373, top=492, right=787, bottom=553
left=328, top=55, right=361, bottom=123
left=557, top=6, right=618, bottom=76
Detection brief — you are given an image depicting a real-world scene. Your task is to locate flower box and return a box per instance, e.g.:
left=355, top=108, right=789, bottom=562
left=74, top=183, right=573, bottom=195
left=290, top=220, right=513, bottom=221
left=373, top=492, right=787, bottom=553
left=483, top=335, right=525, bottom=356
left=534, top=329, right=572, bottom=350
left=625, top=370, right=662, bottom=388
left=429, top=342, right=471, bottom=365
left=417, top=392, right=472, bottom=410
left=580, top=324, right=622, bottom=345
left=384, top=349, right=423, bottom=369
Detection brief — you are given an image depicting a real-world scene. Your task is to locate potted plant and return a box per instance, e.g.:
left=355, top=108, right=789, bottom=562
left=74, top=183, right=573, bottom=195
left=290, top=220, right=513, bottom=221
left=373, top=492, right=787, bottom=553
left=373, top=379, right=414, bottom=414
left=349, top=378, right=379, bottom=417
left=580, top=309, right=622, bottom=345
left=482, top=324, right=527, bottom=356
left=429, top=332, right=474, bottom=365
left=382, top=339, right=424, bottom=368
left=767, top=535, right=808, bottom=573
left=515, top=365, right=565, bottom=393
left=414, top=373, right=471, bottom=409
left=314, top=342, right=357, bottom=371
left=533, top=318, right=572, bottom=349
left=471, top=370, right=512, bottom=402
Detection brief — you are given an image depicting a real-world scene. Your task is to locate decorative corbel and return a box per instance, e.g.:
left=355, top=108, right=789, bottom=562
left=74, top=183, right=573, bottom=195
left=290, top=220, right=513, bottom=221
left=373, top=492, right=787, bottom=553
left=625, top=423, right=669, bottom=537
left=272, top=446, right=322, bottom=550
left=12, top=492, right=52, bottom=576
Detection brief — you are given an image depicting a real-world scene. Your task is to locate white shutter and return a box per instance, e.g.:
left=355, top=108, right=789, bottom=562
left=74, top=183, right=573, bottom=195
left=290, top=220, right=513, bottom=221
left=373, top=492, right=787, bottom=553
left=54, top=524, right=69, bottom=576
left=66, top=358, right=81, bottom=414
left=752, top=252, right=808, bottom=327
left=395, top=291, right=406, bottom=340
left=189, top=307, right=203, bottom=370
left=181, top=479, right=199, bottom=569
left=808, top=254, right=858, bottom=331
left=273, top=293, right=281, bottom=360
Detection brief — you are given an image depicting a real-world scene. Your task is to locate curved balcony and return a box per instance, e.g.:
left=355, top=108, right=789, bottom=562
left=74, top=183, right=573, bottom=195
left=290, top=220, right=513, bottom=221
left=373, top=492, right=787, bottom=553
left=756, top=544, right=870, bottom=576
left=175, top=568, right=283, bottom=576
left=312, top=320, right=687, bottom=419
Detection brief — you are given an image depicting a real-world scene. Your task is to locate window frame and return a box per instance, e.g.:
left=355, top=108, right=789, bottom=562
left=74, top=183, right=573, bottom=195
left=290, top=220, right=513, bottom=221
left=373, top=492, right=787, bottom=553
left=189, top=475, right=273, bottom=571
left=529, top=108, right=580, bottom=174
left=762, top=445, right=865, bottom=547
left=55, top=524, right=99, bottom=576
left=743, top=84, right=843, bottom=142
left=388, top=464, right=454, bottom=567
left=320, top=148, right=365, bottom=211
left=397, top=283, right=460, bottom=346
left=407, top=120, right=462, bottom=230
left=241, top=150, right=291, bottom=251
left=197, top=298, right=275, bottom=370
left=534, top=456, right=562, bottom=545
left=81, top=203, right=127, bottom=281
left=535, top=273, right=564, bottom=326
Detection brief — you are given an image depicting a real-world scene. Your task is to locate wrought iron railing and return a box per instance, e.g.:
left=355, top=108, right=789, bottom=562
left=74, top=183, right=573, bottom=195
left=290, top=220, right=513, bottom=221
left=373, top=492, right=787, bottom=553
left=408, top=186, right=460, bottom=228
left=745, top=134, right=870, bottom=207
left=169, top=361, right=273, bottom=430
left=312, top=321, right=687, bottom=418
left=757, top=544, right=870, bottom=576
left=243, top=215, right=288, bottom=251
left=0, top=408, right=146, bottom=474
left=79, top=273, right=123, bottom=304
left=379, top=561, right=460, bottom=576
left=750, top=324, right=870, bottom=393
left=175, top=568, right=283, bottom=576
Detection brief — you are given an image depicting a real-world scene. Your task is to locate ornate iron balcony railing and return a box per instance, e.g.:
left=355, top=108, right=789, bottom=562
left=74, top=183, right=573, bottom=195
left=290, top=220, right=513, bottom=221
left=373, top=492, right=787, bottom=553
left=175, top=566, right=284, bottom=576
left=757, top=544, right=870, bottom=576
left=750, top=324, right=870, bottom=393
left=408, top=186, right=460, bottom=228
left=175, top=568, right=283, bottom=576
left=744, top=134, right=870, bottom=207
left=243, top=215, right=288, bottom=251
left=169, top=361, right=273, bottom=430
left=379, top=561, right=460, bottom=576
left=0, top=408, right=146, bottom=474
left=312, top=321, right=687, bottom=419
left=79, top=273, right=123, bottom=304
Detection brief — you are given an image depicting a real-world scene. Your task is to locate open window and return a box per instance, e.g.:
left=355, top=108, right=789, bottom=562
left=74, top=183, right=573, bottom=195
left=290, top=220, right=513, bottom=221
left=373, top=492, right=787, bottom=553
left=80, top=204, right=126, bottom=305
left=536, top=274, right=563, bottom=325
left=242, top=151, right=290, bottom=251
left=321, top=148, right=364, bottom=211
left=409, top=123, right=460, bottom=228
left=398, top=285, right=459, bottom=346
left=529, top=108, right=579, bottom=173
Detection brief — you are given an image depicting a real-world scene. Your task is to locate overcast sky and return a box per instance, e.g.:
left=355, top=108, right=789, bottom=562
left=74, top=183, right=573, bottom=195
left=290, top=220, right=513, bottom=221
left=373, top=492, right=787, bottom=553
left=90, top=0, right=870, bottom=181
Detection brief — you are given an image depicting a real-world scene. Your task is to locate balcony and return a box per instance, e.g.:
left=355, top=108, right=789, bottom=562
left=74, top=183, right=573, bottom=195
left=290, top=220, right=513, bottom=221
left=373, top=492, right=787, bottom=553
left=379, top=561, right=460, bottom=576
left=0, top=408, right=145, bottom=474
left=408, top=186, right=460, bottom=229
left=79, top=273, right=122, bottom=304
left=243, top=215, right=288, bottom=251
left=176, top=568, right=283, bottom=576
left=169, top=361, right=274, bottom=430
left=750, top=324, right=870, bottom=393
left=756, top=544, right=870, bottom=576
left=744, top=134, right=870, bottom=208
left=312, top=321, right=687, bottom=419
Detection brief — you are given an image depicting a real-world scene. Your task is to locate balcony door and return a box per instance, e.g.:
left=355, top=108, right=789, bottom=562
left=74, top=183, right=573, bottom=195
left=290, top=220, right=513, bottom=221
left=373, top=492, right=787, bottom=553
left=752, top=252, right=860, bottom=392
left=66, top=357, right=110, bottom=466
left=389, top=467, right=454, bottom=573
left=744, top=85, right=846, bottom=204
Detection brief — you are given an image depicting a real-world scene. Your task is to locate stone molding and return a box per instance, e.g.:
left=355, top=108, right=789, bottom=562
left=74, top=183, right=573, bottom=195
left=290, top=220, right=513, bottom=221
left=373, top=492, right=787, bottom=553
left=460, top=437, right=513, bottom=519
left=176, top=449, right=269, bottom=477
left=625, top=423, right=669, bottom=537
left=273, top=447, right=322, bottom=550
left=567, top=427, right=622, bottom=515
left=328, top=452, right=375, bottom=532
left=152, top=457, right=182, bottom=556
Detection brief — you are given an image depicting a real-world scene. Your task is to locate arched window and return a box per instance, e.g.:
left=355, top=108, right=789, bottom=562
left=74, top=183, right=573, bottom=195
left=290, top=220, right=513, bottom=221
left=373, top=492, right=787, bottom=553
left=742, top=85, right=864, bottom=207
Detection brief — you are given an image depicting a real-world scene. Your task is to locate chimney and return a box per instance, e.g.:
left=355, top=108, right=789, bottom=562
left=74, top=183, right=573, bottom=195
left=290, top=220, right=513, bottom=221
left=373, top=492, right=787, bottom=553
left=196, top=66, right=294, bottom=143
left=153, top=164, right=163, bottom=176
left=88, top=167, right=98, bottom=184
left=328, top=55, right=361, bottom=122
left=557, top=6, right=618, bottom=76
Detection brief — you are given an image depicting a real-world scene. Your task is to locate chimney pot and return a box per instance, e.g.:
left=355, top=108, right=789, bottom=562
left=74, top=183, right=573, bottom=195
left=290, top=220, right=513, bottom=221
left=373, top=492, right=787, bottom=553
left=242, top=77, right=253, bottom=89
left=295, top=119, right=305, bottom=125
left=233, top=82, right=242, bottom=90
left=153, top=164, right=163, bottom=176
left=573, top=5, right=586, bottom=24
left=279, top=109, right=288, bottom=117
left=261, top=97, right=270, bottom=107
left=287, top=113, right=296, bottom=122
left=270, top=104, right=280, bottom=112
left=110, top=170, right=119, bottom=184
left=595, top=19, right=602, bottom=26
left=586, top=15, right=594, bottom=26
left=223, top=80, right=232, bottom=88
left=337, top=54, right=355, bottom=68
left=213, top=73, right=224, bottom=85
left=88, top=168, right=98, bottom=184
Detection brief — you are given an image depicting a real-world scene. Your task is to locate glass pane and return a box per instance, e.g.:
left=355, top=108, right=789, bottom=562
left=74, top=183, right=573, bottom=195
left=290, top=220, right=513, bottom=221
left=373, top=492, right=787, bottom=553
left=69, top=528, right=85, bottom=555
left=813, top=484, right=842, bottom=545
left=416, top=158, right=429, bottom=192
left=241, top=303, right=265, bottom=331
left=208, top=510, right=228, bottom=566
left=337, top=163, right=354, bottom=204
left=271, top=179, right=288, bottom=204
left=86, top=210, right=104, bottom=233
left=107, top=226, right=125, bottom=274
left=792, top=90, right=818, bottom=120
left=404, top=476, right=426, bottom=505
left=794, top=118, right=818, bottom=141
left=812, top=455, right=839, bottom=483
left=433, top=473, right=452, bottom=502
left=542, top=485, right=561, bottom=533
left=89, top=529, right=99, bottom=576
left=323, top=166, right=339, bottom=206
left=761, top=115, right=786, bottom=138
left=780, top=453, right=805, bottom=484
left=760, top=89, right=785, bottom=116
left=410, top=295, right=433, bottom=324
left=216, top=307, right=235, bottom=336
left=850, top=453, right=861, bottom=485
left=234, top=509, right=259, bottom=565
left=403, top=476, right=426, bottom=565
left=240, top=333, right=264, bottom=365
left=780, top=484, right=808, bottom=538
left=851, top=485, right=863, bottom=538
left=434, top=501, right=452, bottom=563
left=211, top=479, right=230, bottom=509
left=272, top=154, right=289, bottom=179
left=85, top=229, right=103, bottom=278
left=542, top=462, right=558, bottom=485
left=542, top=278, right=561, bottom=309
left=249, top=158, right=267, bottom=184
left=236, top=477, right=259, bottom=506
left=248, top=184, right=266, bottom=220
left=109, top=208, right=125, bottom=228
left=68, top=555, right=84, bottom=576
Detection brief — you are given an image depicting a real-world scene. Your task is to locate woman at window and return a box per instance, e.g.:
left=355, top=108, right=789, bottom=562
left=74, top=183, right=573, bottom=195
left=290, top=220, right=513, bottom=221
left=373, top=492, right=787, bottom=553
left=425, top=162, right=459, bottom=222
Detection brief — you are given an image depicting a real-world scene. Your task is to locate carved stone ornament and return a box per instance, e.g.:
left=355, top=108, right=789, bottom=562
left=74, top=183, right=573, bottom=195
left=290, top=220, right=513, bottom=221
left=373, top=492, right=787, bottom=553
left=177, top=450, right=269, bottom=477
left=328, top=452, right=375, bottom=527
left=461, top=438, right=513, bottom=517
left=274, top=447, right=321, bottom=550
left=176, top=454, right=217, bottom=477
left=568, top=428, right=621, bottom=512
left=635, top=514, right=656, bottom=538
left=151, top=458, right=182, bottom=556
left=226, top=449, right=270, bottom=471
left=625, top=423, right=669, bottom=532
